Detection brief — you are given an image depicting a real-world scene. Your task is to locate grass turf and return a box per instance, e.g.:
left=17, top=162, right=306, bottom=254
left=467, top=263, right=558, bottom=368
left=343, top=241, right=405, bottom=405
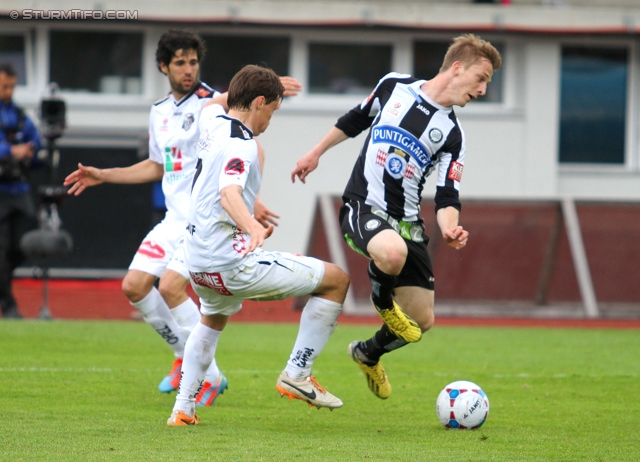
left=0, top=320, right=638, bottom=461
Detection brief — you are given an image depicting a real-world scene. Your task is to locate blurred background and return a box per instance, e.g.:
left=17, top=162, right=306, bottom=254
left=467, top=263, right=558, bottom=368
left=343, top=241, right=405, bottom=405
left=2, top=0, right=639, bottom=318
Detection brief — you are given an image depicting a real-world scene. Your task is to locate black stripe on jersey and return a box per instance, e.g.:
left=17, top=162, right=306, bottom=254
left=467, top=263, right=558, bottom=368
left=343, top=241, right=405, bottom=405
left=153, top=94, right=171, bottom=106
left=380, top=98, right=435, bottom=219
left=216, top=115, right=254, bottom=140
left=191, top=157, right=203, bottom=192
left=442, top=111, right=463, bottom=189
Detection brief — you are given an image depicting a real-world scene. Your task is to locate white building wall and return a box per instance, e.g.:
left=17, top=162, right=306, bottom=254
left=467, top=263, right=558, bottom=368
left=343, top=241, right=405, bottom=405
left=3, top=0, right=640, bottom=256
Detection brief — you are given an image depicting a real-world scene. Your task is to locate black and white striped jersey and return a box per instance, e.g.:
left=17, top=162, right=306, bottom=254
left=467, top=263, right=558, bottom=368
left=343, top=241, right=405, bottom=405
left=336, top=72, right=466, bottom=222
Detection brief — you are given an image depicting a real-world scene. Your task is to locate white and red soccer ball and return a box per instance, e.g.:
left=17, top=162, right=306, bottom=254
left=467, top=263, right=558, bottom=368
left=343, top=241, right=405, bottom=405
left=436, top=380, right=490, bottom=429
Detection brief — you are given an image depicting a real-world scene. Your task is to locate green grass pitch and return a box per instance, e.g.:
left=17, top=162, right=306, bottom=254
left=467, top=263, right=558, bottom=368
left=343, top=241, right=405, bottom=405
left=1, top=319, right=638, bottom=461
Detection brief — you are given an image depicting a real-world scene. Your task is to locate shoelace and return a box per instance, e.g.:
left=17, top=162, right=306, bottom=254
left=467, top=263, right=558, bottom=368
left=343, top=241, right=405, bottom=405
left=308, top=376, right=326, bottom=393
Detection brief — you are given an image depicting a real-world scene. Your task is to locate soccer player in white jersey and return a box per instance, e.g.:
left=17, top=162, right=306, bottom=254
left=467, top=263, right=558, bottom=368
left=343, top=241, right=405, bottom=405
left=291, top=35, right=501, bottom=400
left=64, top=30, right=300, bottom=406
left=167, top=65, right=349, bottom=426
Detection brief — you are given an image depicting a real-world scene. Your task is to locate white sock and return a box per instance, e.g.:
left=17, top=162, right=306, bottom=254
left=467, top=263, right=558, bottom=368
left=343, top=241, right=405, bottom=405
left=284, top=297, right=342, bottom=381
left=131, top=287, right=187, bottom=357
left=170, top=297, right=221, bottom=384
left=173, top=322, right=221, bottom=416
left=170, top=297, right=201, bottom=332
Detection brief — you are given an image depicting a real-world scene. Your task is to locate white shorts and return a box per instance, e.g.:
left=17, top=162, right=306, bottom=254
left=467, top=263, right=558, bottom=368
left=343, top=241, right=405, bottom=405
left=190, top=249, right=325, bottom=316
left=128, top=218, right=189, bottom=279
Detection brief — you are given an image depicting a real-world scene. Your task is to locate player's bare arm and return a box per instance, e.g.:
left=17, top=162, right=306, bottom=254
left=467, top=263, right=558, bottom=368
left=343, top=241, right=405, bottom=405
left=291, top=126, right=349, bottom=183
left=436, top=206, right=469, bottom=250
left=64, top=159, right=164, bottom=196
left=220, top=184, right=274, bottom=255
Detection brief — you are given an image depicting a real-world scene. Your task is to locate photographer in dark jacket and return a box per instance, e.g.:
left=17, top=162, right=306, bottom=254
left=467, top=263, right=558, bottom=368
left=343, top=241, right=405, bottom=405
left=0, top=63, right=43, bottom=319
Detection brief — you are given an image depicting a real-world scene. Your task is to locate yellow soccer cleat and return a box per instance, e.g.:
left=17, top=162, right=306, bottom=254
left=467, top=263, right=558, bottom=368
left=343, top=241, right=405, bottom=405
left=348, top=341, right=392, bottom=399
left=372, top=298, right=422, bottom=343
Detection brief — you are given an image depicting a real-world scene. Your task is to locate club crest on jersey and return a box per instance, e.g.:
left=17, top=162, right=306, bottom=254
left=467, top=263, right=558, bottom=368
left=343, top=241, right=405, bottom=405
left=364, top=219, right=381, bottom=231
left=429, top=128, right=443, bottom=143
left=164, top=147, right=183, bottom=172
left=225, top=158, right=245, bottom=175
left=182, top=113, right=194, bottom=131
left=385, top=153, right=406, bottom=179
left=371, top=125, right=430, bottom=169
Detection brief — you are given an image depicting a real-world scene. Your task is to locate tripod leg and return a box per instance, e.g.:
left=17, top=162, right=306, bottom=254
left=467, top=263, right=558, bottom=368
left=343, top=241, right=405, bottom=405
left=39, top=267, right=53, bottom=320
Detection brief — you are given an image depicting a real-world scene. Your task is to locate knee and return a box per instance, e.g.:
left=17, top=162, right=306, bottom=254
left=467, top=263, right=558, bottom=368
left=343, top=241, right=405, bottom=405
left=336, top=267, right=350, bottom=295
left=158, top=279, right=180, bottom=302
left=419, top=312, right=435, bottom=333
left=319, top=263, right=350, bottom=303
left=373, top=245, right=407, bottom=275
left=122, top=274, right=152, bottom=302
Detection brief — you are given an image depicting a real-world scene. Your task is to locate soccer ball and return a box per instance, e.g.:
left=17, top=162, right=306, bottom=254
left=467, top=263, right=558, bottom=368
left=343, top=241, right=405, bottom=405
left=436, top=380, right=489, bottom=429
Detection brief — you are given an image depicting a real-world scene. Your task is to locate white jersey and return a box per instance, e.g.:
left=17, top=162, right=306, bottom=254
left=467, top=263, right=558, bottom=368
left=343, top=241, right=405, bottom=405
left=148, top=82, right=219, bottom=222
left=185, top=104, right=261, bottom=272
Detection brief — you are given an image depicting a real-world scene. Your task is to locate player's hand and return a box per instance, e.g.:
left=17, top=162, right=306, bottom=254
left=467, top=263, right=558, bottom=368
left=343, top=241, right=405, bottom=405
left=291, top=152, right=319, bottom=184
left=254, top=199, right=280, bottom=228
left=280, top=76, right=302, bottom=97
left=443, top=226, right=469, bottom=250
left=242, top=223, right=274, bottom=256
left=63, top=163, right=104, bottom=196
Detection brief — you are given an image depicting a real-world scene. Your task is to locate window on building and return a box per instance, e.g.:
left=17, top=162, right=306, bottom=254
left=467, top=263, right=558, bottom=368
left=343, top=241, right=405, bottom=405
left=413, top=40, right=504, bottom=103
left=308, top=43, right=392, bottom=94
left=559, top=46, right=627, bottom=164
left=199, top=35, right=290, bottom=92
left=0, top=35, right=26, bottom=85
left=49, top=31, right=143, bottom=94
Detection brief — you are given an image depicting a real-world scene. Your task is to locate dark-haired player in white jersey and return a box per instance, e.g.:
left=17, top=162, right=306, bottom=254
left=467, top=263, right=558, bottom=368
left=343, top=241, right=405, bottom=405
left=291, top=34, right=501, bottom=399
left=64, top=30, right=301, bottom=406
left=167, top=65, right=349, bottom=426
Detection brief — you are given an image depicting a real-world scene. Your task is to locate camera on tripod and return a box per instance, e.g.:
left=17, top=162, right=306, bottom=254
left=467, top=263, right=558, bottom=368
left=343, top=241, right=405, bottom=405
left=40, top=83, right=66, bottom=142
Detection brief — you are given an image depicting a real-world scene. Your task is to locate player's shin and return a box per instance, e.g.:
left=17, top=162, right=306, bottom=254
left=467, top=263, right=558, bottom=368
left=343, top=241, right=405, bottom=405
left=132, top=287, right=187, bottom=356
left=284, top=296, right=342, bottom=380
left=173, top=322, right=222, bottom=415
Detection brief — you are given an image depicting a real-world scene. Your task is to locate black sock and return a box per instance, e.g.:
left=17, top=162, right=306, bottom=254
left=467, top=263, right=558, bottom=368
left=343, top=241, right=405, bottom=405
left=359, top=324, right=409, bottom=364
left=368, top=261, right=397, bottom=310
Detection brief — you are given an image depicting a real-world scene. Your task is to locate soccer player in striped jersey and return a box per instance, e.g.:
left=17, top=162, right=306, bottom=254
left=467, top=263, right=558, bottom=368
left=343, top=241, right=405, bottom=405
left=291, top=34, right=501, bottom=399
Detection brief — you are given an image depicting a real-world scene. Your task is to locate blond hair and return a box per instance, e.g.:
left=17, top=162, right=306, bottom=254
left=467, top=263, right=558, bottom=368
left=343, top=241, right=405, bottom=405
left=440, top=34, right=502, bottom=73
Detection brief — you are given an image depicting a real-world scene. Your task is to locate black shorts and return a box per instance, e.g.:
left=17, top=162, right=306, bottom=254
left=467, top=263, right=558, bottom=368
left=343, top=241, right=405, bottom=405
left=339, top=200, right=435, bottom=291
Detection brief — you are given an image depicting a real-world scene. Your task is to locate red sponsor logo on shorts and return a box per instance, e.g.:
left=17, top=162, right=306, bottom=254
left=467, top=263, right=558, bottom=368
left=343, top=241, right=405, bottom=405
left=447, top=161, right=464, bottom=182
left=137, top=240, right=165, bottom=259
left=190, top=271, right=234, bottom=296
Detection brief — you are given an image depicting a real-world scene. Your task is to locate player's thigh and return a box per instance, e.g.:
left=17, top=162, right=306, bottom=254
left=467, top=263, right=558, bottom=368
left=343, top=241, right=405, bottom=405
left=394, top=286, right=434, bottom=331
left=233, top=251, right=325, bottom=300
left=366, top=229, right=407, bottom=274
left=128, top=219, right=183, bottom=278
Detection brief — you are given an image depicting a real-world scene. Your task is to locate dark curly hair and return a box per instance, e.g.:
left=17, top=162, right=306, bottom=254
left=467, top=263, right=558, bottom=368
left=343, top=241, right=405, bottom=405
left=155, top=29, right=206, bottom=72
